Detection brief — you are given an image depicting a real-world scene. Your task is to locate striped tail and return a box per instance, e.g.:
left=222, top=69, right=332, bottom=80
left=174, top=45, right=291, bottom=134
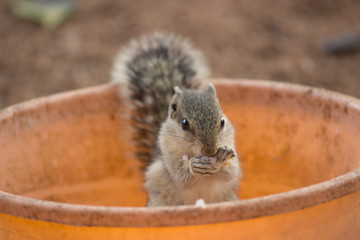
left=111, top=32, right=210, bottom=165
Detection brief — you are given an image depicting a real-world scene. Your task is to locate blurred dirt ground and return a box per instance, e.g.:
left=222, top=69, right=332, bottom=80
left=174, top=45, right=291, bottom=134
left=1, top=0, right=360, bottom=108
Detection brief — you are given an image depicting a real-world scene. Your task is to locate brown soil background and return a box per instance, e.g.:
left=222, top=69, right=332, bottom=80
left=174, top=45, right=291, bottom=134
left=1, top=0, right=360, bottom=108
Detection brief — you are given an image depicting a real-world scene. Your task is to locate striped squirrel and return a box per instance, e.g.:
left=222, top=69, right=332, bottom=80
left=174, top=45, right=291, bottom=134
left=112, top=32, right=241, bottom=206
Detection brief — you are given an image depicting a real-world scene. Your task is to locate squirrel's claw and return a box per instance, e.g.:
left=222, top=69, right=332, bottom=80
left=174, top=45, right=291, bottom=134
left=190, top=157, right=218, bottom=176
left=215, top=146, right=235, bottom=163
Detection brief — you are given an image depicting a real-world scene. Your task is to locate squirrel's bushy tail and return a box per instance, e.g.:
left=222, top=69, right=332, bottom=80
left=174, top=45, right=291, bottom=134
left=112, top=32, right=210, bottom=164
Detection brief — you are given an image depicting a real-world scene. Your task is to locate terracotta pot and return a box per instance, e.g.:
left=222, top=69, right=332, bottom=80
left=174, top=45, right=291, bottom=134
left=0, top=79, right=359, bottom=239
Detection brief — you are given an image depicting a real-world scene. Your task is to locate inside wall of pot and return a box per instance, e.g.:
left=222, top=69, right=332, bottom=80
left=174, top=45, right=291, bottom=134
left=0, top=82, right=359, bottom=207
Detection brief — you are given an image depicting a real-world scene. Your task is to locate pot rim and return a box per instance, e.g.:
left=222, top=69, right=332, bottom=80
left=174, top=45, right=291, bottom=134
left=1, top=79, right=360, bottom=227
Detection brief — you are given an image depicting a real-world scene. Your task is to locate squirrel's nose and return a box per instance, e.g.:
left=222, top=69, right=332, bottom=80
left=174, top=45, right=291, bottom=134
left=202, top=146, right=217, bottom=156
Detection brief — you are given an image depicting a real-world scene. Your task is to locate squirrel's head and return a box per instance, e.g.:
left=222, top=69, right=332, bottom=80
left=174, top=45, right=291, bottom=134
left=168, top=83, right=226, bottom=156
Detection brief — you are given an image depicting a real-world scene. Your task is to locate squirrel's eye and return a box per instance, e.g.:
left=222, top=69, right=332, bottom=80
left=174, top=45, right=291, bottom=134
left=220, top=117, right=225, bottom=128
left=181, top=118, right=190, bottom=130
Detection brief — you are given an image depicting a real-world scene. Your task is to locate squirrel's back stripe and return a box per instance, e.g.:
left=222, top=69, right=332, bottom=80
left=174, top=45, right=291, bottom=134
left=112, top=32, right=210, bottom=165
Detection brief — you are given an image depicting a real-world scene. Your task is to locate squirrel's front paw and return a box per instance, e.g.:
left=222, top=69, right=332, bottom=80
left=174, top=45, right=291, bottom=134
left=215, top=146, right=235, bottom=163
left=190, top=157, right=217, bottom=176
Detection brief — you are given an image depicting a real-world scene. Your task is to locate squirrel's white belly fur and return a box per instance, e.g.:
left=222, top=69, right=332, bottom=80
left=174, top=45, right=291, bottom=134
left=145, top=158, right=239, bottom=206
left=182, top=177, right=235, bottom=204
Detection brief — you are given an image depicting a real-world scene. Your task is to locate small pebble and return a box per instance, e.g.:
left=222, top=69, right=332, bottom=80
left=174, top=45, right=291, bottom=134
left=195, top=198, right=206, bottom=209
left=323, top=32, right=360, bottom=55
left=300, top=57, right=315, bottom=73
left=11, top=0, right=76, bottom=29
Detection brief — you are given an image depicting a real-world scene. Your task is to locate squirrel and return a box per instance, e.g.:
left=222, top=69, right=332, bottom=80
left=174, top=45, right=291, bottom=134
left=112, top=32, right=241, bottom=206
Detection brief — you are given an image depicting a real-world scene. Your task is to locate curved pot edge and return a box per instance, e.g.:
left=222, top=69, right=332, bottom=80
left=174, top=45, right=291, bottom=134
left=1, top=79, right=360, bottom=227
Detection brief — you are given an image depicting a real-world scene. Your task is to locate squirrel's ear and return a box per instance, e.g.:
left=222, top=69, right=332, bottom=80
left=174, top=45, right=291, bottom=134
left=170, top=87, right=181, bottom=115
left=207, top=83, right=217, bottom=97
left=174, top=86, right=182, bottom=96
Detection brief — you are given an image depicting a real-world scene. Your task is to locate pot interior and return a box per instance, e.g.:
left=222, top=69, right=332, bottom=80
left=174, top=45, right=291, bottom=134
left=0, top=80, right=359, bottom=207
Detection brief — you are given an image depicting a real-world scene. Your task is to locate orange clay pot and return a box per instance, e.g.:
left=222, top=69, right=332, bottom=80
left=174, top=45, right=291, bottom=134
left=0, top=79, right=359, bottom=240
